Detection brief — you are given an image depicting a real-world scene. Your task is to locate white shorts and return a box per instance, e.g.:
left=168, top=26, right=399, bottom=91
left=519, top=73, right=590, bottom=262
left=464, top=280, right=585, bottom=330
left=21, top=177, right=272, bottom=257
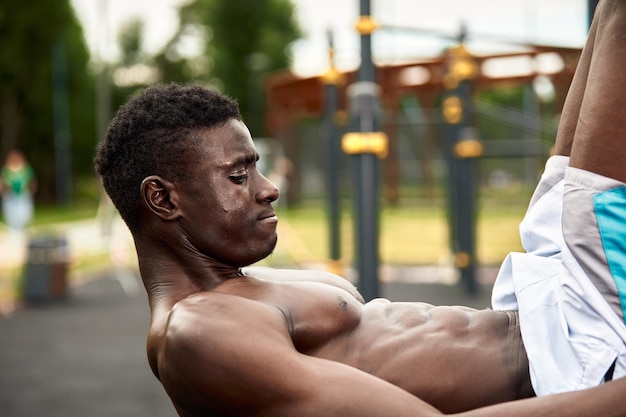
left=492, top=155, right=626, bottom=395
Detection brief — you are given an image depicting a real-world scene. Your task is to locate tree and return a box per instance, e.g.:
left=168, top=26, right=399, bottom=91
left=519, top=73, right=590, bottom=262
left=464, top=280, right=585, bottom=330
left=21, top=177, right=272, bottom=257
left=108, top=17, right=158, bottom=119
left=155, top=0, right=301, bottom=136
left=0, top=0, right=95, bottom=203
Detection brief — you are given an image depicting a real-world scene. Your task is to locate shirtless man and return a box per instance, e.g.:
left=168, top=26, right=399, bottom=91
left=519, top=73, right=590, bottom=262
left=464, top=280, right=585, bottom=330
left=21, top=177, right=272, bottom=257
left=94, top=2, right=626, bottom=415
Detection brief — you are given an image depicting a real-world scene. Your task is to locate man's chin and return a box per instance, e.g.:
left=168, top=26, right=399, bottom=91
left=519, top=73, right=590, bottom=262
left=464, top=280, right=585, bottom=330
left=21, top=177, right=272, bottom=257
left=257, top=235, right=278, bottom=262
left=234, top=235, right=278, bottom=267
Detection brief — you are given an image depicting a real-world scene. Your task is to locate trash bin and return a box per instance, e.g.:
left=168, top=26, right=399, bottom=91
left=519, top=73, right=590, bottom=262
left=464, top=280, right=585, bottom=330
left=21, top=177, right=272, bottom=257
left=21, top=235, right=69, bottom=303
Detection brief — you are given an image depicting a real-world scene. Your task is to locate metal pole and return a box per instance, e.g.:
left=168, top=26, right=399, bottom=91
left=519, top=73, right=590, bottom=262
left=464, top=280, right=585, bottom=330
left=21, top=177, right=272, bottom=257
left=351, top=0, right=381, bottom=301
left=358, top=0, right=375, bottom=83
left=323, top=30, right=343, bottom=274
left=441, top=38, right=481, bottom=295
left=51, top=36, right=72, bottom=206
left=454, top=80, right=478, bottom=295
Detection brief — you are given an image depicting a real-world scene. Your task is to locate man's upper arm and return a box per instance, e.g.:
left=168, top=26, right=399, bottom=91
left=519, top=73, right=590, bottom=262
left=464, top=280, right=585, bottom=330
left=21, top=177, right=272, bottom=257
left=157, top=293, right=302, bottom=416
left=155, top=293, right=438, bottom=417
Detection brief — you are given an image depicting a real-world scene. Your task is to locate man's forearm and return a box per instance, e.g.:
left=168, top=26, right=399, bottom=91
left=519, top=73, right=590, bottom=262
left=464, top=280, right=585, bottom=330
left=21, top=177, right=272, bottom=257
left=453, top=377, right=626, bottom=417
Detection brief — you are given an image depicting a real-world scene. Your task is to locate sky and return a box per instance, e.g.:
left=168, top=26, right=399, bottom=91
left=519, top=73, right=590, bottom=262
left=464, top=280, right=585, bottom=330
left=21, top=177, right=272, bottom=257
left=70, top=0, right=590, bottom=77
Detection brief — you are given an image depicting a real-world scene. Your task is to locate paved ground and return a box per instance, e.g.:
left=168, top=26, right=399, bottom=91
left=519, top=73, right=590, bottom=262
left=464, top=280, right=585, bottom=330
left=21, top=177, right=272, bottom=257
left=0, top=266, right=496, bottom=417
left=0, top=272, right=173, bottom=417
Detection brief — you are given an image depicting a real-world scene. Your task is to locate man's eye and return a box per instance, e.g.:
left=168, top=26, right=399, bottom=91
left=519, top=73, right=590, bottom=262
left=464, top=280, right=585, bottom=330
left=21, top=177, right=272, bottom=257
left=230, top=175, right=247, bottom=184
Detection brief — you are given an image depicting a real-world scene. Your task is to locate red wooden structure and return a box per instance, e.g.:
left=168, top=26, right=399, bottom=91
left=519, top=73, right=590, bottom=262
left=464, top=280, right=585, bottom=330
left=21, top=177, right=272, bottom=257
left=265, top=45, right=581, bottom=203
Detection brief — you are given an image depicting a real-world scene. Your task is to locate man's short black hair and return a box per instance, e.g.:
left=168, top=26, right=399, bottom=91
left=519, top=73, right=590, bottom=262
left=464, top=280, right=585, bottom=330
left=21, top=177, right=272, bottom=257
left=94, top=83, right=241, bottom=232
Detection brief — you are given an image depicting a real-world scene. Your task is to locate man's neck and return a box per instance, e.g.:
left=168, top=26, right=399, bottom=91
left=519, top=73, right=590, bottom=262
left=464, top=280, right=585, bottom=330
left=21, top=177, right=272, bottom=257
left=133, top=235, right=243, bottom=310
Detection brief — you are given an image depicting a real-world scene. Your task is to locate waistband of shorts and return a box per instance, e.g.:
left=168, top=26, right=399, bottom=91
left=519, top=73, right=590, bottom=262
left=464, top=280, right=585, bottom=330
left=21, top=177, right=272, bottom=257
left=545, top=155, right=570, bottom=170
left=565, top=166, right=626, bottom=192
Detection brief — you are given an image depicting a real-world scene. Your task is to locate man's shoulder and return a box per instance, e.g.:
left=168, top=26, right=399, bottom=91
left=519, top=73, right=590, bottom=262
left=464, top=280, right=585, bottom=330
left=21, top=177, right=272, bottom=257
left=243, top=266, right=364, bottom=302
left=155, top=290, right=290, bottom=372
left=166, top=291, right=277, bottom=333
left=157, top=293, right=233, bottom=357
left=153, top=289, right=301, bottom=415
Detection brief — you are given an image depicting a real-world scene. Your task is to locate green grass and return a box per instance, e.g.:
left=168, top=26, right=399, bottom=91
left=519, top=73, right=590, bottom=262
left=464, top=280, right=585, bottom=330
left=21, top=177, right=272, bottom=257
left=30, top=177, right=103, bottom=226
left=270, top=195, right=528, bottom=267
left=32, top=203, right=98, bottom=226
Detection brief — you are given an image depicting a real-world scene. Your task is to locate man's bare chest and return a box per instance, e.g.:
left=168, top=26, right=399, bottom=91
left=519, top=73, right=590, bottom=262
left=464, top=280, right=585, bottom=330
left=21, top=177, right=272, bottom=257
left=217, top=276, right=363, bottom=353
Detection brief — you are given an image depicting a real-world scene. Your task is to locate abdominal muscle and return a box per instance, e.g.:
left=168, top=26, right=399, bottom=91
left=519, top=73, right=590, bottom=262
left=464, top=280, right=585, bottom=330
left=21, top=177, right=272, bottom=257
left=310, top=299, right=532, bottom=413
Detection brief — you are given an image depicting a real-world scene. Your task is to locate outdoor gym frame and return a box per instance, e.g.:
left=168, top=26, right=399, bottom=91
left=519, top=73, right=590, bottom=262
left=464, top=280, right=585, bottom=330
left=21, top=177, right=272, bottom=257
left=265, top=3, right=588, bottom=296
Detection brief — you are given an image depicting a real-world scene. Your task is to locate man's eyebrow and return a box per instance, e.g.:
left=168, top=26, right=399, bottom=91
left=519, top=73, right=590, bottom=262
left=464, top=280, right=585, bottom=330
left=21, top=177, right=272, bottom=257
left=221, top=152, right=259, bottom=169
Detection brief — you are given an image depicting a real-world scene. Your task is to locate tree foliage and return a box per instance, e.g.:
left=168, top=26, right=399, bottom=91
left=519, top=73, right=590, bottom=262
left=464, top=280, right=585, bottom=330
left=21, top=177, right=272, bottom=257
left=153, top=0, right=301, bottom=136
left=0, top=0, right=95, bottom=202
left=0, top=0, right=299, bottom=204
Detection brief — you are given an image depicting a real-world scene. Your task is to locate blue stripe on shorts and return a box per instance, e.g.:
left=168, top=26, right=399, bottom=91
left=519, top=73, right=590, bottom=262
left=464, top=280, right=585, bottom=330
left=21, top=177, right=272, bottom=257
left=595, top=186, right=626, bottom=324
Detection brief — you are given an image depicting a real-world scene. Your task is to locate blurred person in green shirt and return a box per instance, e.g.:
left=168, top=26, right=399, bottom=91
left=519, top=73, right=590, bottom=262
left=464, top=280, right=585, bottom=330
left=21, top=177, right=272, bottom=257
left=1, top=149, right=36, bottom=233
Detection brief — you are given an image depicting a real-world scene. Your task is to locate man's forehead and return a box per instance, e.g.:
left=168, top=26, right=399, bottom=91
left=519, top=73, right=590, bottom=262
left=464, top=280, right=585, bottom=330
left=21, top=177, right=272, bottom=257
left=195, top=122, right=258, bottom=167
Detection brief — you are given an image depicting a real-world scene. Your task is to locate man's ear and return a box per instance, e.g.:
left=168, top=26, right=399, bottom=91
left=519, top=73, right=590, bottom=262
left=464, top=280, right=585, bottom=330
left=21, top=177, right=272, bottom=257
left=140, top=175, right=181, bottom=221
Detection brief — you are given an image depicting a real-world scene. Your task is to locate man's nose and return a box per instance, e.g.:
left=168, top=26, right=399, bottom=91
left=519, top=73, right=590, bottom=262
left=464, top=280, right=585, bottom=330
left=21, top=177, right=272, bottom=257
left=255, top=174, right=280, bottom=203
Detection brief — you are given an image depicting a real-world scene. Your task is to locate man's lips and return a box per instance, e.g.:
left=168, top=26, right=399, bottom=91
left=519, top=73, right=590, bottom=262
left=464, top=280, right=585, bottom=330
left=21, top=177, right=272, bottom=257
left=258, top=212, right=278, bottom=223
